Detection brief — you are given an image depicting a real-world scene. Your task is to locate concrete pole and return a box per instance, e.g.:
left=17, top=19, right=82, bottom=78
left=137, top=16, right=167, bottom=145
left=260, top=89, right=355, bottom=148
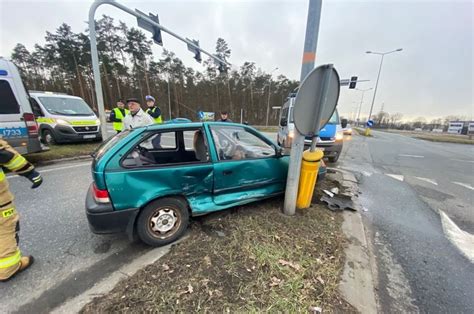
left=167, top=76, right=172, bottom=119
left=283, top=0, right=322, bottom=215
left=356, top=88, right=372, bottom=126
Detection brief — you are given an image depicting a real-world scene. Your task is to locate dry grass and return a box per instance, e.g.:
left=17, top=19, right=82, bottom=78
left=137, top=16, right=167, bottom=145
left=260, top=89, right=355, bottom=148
left=81, top=193, right=354, bottom=313
left=381, top=129, right=474, bottom=145
left=26, top=142, right=99, bottom=164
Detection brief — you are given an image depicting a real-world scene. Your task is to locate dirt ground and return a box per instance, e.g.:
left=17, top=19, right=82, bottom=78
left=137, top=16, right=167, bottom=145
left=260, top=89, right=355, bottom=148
left=81, top=179, right=355, bottom=313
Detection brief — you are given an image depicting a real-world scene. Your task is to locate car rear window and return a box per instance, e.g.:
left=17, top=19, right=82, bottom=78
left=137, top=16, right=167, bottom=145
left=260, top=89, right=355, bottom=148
left=93, top=130, right=131, bottom=162
left=0, top=80, right=21, bottom=114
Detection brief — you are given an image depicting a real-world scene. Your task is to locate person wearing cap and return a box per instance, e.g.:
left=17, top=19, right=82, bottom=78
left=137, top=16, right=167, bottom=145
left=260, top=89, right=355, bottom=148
left=145, top=95, right=163, bottom=124
left=122, top=98, right=154, bottom=131
left=110, top=99, right=129, bottom=133
left=218, top=111, right=232, bottom=122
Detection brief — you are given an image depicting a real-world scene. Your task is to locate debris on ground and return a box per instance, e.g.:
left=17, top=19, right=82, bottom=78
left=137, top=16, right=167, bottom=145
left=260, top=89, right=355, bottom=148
left=81, top=197, right=356, bottom=313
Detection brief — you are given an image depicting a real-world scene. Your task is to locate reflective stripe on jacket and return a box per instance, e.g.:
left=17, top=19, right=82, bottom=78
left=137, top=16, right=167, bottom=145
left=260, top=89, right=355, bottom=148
left=112, top=108, right=129, bottom=131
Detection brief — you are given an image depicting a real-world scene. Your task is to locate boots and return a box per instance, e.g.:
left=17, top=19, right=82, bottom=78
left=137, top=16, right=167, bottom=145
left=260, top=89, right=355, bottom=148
left=0, top=255, right=34, bottom=282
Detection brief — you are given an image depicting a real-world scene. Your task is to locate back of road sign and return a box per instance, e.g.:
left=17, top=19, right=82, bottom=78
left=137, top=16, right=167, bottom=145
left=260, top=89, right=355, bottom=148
left=293, top=65, right=340, bottom=137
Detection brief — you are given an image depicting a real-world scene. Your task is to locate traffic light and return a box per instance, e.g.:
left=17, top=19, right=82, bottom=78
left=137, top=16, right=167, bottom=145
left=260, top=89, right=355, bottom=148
left=186, top=38, right=202, bottom=63
left=349, top=76, right=357, bottom=89
left=218, top=62, right=228, bottom=74
left=136, top=10, right=163, bottom=46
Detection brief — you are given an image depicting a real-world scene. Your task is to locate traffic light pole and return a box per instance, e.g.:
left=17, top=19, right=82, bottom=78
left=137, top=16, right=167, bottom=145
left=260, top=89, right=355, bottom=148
left=367, top=54, right=384, bottom=123
left=88, top=0, right=230, bottom=140
left=283, top=0, right=322, bottom=216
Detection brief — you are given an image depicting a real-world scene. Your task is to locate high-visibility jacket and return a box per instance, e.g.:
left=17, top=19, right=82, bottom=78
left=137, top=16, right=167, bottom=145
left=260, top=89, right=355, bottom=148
left=112, top=108, right=130, bottom=131
left=146, top=107, right=163, bottom=124
left=0, top=140, right=36, bottom=279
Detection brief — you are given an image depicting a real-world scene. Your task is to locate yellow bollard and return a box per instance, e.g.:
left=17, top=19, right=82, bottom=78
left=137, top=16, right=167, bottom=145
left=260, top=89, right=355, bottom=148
left=364, top=128, right=371, bottom=136
left=296, top=149, right=325, bottom=209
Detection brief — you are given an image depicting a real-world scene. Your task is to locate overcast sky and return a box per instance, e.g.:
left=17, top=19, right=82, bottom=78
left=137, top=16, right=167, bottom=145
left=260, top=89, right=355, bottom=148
left=1, top=0, right=472, bottom=121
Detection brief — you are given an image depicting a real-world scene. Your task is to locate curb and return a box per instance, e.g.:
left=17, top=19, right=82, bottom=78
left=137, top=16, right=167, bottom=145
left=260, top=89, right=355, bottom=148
left=33, top=155, right=92, bottom=167
left=333, top=170, right=378, bottom=313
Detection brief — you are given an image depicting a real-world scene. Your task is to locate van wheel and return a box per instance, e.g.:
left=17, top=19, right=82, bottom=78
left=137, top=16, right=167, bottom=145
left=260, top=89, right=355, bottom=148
left=136, top=197, right=189, bottom=247
left=42, top=130, right=56, bottom=145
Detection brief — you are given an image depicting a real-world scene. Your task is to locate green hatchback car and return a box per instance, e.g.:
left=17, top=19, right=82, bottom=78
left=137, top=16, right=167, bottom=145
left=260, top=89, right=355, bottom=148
left=86, top=122, right=325, bottom=246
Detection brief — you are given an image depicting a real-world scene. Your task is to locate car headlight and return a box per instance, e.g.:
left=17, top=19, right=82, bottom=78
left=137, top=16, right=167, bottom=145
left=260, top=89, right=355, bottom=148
left=55, top=119, right=69, bottom=125
left=288, top=130, right=294, bottom=138
left=335, top=131, right=344, bottom=141
left=95, top=119, right=101, bottom=125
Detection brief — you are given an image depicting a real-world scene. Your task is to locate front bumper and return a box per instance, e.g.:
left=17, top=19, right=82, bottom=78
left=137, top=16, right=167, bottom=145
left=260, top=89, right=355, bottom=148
left=85, top=185, right=138, bottom=235
left=304, top=139, right=343, bottom=158
left=54, top=125, right=102, bottom=142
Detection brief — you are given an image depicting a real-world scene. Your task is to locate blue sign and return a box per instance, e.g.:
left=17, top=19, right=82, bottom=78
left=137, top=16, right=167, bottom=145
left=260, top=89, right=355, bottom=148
left=197, top=111, right=204, bottom=119
left=367, top=120, right=374, bottom=127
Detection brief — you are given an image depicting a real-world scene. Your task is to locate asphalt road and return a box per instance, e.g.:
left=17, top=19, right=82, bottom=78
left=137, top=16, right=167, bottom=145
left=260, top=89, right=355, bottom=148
left=339, top=130, right=474, bottom=313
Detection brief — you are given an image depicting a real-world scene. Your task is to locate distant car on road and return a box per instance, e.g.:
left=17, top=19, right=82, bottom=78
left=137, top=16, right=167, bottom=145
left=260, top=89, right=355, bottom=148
left=343, top=123, right=352, bottom=135
left=86, top=122, right=326, bottom=246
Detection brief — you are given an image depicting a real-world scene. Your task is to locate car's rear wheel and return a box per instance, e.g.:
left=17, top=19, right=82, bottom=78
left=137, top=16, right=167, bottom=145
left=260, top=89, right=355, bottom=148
left=136, top=197, right=189, bottom=247
left=328, top=154, right=340, bottom=163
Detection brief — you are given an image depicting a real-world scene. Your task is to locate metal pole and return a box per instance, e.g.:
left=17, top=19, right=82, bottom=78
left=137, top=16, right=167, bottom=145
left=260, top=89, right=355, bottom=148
left=240, top=108, right=243, bottom=124
left=88, top=1, right=108, bottom=141
left=167, top=76, right=172, bottom=119
left=265, top=81, right=272, bottom=126
left=367, top=54, right=384, bottom=122
left=356, top=88, right=372, bottom=126
left=283, top=0, right=322, bottom=216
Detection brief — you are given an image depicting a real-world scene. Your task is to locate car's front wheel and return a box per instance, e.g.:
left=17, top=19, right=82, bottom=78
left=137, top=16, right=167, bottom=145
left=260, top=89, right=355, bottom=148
left=136, top=197, right=189, bottom=247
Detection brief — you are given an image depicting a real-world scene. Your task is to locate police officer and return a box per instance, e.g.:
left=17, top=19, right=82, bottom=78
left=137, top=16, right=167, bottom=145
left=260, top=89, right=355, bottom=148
left=0, top=139, right=42, bottom=282
left=110, top=100, right=129, bottom=133
left=145, top=95, right=163, bottom=124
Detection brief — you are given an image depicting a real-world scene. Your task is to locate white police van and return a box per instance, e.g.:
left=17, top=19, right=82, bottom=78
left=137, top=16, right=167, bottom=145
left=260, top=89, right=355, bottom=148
left=0, top=58, right=43, bottom=154
left=29, top=92, right=102, bottom=144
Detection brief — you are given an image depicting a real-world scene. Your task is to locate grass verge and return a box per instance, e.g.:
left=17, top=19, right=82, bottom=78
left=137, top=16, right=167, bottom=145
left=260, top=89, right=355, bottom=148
left=380, top=129, right=474, bottom=145
left=81, top=193, right=354, bottom=312
left=353, top=127, right=371, bottom=136
left=26, top=142, right=100, bottom=164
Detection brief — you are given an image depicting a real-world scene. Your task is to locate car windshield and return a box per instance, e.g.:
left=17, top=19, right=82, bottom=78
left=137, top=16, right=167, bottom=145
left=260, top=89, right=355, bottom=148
left=39, top=96, right=95, bottom=116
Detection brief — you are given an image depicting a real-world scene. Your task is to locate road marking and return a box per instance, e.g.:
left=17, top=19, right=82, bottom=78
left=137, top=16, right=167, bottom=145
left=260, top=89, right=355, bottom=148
left=7, top=162, right=90, bottom=179
left=440, top=211, right=474, bottom=263
left=451, top=159, right=474, bottom=163
left=386, top=174, right=404, bottom=181
left=414, top=177, right=438, bottom=185
left=452, top=182, right=474, bottom=191
left=399, top=154, right=424, bottom=158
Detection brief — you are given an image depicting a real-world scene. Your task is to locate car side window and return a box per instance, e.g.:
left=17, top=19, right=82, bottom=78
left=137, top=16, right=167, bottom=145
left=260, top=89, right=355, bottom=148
left=210, top=125, right=275, bottom=161
left=30, top=98, right=44, bottom=117
left=122, top=129, right=209, bottom=168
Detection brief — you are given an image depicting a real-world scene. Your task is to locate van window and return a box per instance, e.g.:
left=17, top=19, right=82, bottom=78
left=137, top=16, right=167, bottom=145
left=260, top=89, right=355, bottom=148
left=38, top=96, right=94, bottom=116
left=30, top=98, right=44, bottom=116
left=327, top=110, right=339, bottom=124
left=0, top=80, right=20, bottom=114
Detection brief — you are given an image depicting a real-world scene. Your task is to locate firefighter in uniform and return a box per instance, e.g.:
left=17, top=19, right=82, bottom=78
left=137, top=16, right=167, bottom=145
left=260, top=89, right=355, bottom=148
left=145, top=95, right=163, bottom=148
left=0, top=139, right=42, bottom=282
left=110, top=100, right=129, bottom=133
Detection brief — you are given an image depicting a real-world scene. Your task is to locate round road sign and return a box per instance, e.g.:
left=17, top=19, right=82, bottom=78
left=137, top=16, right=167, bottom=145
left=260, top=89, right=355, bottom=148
left=293, top=64, right=340, bottom=137
left=367, top=119, right=374, bottom=127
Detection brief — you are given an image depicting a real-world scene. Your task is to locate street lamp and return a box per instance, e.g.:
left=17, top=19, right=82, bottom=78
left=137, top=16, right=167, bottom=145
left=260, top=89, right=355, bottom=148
left=355, top=87, right=373, bottom=126
left=366, top=48, right=403, bottom=123
left=265, top=67, right=279, bottom=126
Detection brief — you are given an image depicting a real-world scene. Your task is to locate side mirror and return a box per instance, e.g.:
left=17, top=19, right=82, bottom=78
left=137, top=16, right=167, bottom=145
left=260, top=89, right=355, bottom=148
left=341, top=118, right=348, bottom=128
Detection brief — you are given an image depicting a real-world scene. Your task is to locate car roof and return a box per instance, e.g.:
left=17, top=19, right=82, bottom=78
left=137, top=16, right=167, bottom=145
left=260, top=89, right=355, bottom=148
left=144, top=121, right=253, bottom=131
left=30, top=91, right=82, bottom=99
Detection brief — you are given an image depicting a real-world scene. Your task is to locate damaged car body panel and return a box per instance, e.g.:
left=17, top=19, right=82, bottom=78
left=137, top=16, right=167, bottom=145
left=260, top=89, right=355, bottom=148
left=86, top=122, right=324, bottom=245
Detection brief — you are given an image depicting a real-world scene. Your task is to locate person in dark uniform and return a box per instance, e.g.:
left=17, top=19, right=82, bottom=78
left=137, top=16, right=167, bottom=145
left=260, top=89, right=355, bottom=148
left=218, top=111, right=232, bottom=122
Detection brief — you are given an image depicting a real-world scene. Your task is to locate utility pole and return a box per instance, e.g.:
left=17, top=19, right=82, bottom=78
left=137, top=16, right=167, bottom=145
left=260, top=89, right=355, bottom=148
left=283, top=0, right=322, bottom=215
left=265, top=67, right=279, bottom=126
left=366, top=48, right=402, bottom=122
left=356, top=87, right=372, bottom=126
left=167, top=75, right=172, bottom=119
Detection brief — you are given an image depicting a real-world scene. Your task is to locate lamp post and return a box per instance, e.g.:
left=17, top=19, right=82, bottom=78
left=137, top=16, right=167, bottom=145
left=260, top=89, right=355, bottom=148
left=366, top=48, right=402, bottom=122
left=265, top=67, right=279, bottom=126
left=355, top=87, right=373, bottom=126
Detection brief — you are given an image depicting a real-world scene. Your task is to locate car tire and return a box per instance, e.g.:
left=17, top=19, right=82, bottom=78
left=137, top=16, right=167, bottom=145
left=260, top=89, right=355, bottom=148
left=42, top=129, right=57, bottom=145
left=136, top=197, right=189, bottom=247
left=328, top=155, right=339, bottom=163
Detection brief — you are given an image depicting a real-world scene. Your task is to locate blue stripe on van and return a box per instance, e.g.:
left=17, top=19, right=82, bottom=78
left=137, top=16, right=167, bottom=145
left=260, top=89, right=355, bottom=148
left=0, top=127, right=28, bottom=138
left=0, top=70, right=8, bottom=76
